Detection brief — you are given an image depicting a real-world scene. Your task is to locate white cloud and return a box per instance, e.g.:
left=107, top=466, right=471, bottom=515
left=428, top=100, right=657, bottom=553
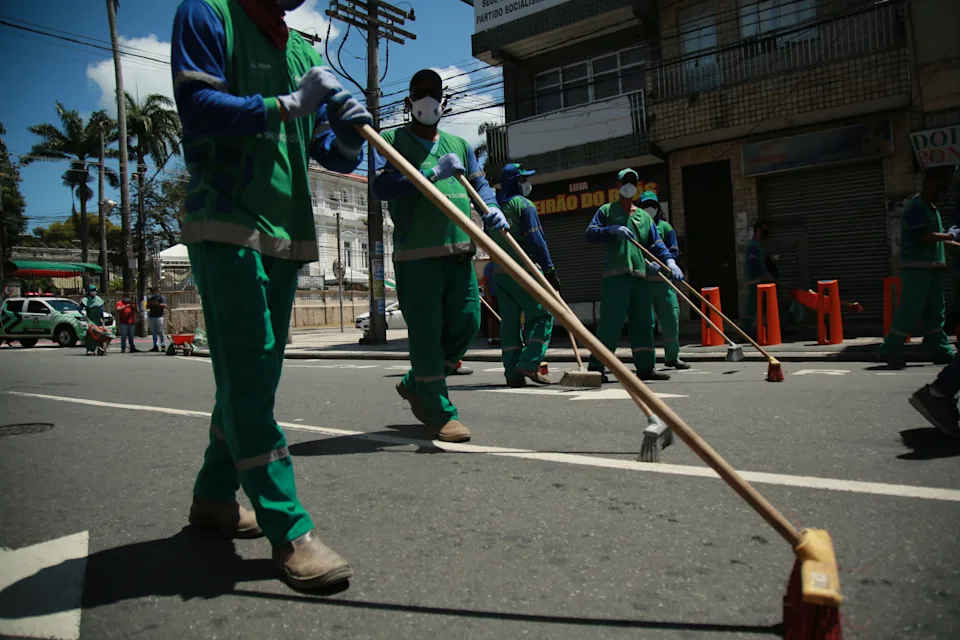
left=87, top=3, right=339, bottom=114
left=87, top=35, right=174, bottom=115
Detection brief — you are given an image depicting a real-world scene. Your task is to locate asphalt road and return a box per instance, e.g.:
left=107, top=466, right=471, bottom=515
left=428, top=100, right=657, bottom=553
left=1, top=346, right=959, bottom=639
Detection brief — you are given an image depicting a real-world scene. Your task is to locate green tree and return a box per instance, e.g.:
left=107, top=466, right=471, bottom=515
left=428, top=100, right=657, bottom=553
left=23, top=103, right=118, bottom=272
left=135, top=168, right=186, bottom=252
left=0, top=121, right=28, bottom=266
left=125, top=92, right=181, bottom=301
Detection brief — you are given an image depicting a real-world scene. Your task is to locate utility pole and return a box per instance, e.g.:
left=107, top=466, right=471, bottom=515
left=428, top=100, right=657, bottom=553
left=98, top=132, right=108, bottom=293
left=336, top=210, right=344, bottom=333
left=326, top=0, right=415, bottom=344
left=0, top=169, right=5, bottom=284
left=136, top=160, right=147, bottom=337
left=106, top=0, right=133, bottom=295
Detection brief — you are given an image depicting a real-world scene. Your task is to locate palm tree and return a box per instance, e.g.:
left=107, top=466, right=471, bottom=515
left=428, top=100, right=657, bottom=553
left=24, top=103, right=118, bottom=279
left=125, top=92, right=181, bottom=315
left=474, top=121, right=500, bottom=162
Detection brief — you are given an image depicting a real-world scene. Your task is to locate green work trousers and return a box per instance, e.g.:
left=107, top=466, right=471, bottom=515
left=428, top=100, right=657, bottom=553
left=189, top=242, right=313, bottom=546
left=396, top=257, right=480, bottom=427
left=589, top=275, right=656, bottom=374
left=880, top=268, right=953, bottom=362
left=650, top=281, right=680, bottom=363
left=494, top=271, right=553, bottom=382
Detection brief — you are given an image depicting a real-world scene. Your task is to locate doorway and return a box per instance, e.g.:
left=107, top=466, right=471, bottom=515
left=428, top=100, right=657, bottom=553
left=682, top=160, right=739, bottom=317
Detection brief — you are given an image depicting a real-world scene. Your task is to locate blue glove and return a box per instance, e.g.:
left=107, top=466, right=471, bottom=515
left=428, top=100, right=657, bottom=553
left=666, top=258, right=684, bottom=282
left=610, top=225, right=636, bottom=241
left=432, top=153, right=465, bottom=182
left=645, top=261, right=661, bottom=277
left=327, top=90, right=372, bottom=155
left=948, top=226, right=960, bottom=240
left=278, top=66, right=342, bottom=120
left=483, top=206, right=510, bottom=231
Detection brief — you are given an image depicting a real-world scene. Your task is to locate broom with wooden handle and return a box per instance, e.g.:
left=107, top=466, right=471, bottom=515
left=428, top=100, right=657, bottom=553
left=629, top=239, right=783, bottom=382
left=361, top=124, right=841, bottom=634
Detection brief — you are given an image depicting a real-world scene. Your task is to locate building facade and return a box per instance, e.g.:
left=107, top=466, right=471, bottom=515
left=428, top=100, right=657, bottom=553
left=475, top=0, right=960, bottom=324
left=302, top=164, right=394, bottom=288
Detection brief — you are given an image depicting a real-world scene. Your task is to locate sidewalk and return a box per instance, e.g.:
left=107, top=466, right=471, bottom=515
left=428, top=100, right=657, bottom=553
left=262, top=326, right=936, bottom=363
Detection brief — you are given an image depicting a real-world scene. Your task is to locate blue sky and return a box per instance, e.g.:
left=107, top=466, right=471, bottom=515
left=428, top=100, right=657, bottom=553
left=0, top=0, right=503, bottom=234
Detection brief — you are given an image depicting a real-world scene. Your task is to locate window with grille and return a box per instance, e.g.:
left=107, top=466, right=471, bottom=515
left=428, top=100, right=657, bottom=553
left=739, top=0, right=816, bottom=41
left=533, top=46, right=647, bottom=115
left=679, top=3, right=720, bottom=92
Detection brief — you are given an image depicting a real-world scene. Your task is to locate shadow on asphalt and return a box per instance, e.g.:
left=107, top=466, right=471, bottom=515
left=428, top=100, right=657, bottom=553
left=230, top=588, right=781, bottom=634
left=0, top=528, right=347, bottom=619
left=898, top=428, right=960, bottom=460
left=289, top=429, right=444, bottom=456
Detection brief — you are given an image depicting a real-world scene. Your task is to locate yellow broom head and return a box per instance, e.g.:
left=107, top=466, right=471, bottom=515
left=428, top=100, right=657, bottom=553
left=794, top=528, right=843, bottom=607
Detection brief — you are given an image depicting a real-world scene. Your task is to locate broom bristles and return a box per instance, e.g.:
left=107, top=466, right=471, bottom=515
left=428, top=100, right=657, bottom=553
left=559, top=369, right=603, bottom=388
left=766, top=358, right=785, bottom=382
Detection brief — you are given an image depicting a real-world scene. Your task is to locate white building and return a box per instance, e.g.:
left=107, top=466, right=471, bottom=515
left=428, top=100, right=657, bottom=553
left=301, top=163, right=394, bottom=289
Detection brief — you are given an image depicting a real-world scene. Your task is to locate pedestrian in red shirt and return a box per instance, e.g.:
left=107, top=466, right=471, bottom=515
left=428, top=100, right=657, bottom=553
left=115, top=296, right=138, bottom=353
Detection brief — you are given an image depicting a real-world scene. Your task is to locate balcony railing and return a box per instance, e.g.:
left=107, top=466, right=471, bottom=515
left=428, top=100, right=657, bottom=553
left=484, top=90, right=646, bottom=168
left=655, top=1, right=903, bottom=101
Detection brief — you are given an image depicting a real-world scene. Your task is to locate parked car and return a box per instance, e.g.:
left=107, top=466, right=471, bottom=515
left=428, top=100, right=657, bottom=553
left=355, top=301, right=406, bottom=334
left=0, top=293, right=113, bottom=348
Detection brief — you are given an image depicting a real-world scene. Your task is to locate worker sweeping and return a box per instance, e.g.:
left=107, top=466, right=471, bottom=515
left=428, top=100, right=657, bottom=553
left=880, top=167, right=959, bottom=367
left=641, top=191, right=689, bottom=370
left=171, top=0, right=372, bottom=591
left=491, top=163, right=557, bottom=387
left=372, top=68, right=503, bottom=443
left=80, top=284, right=105, bottom=355
left=585, top=169, right=683, bottom=382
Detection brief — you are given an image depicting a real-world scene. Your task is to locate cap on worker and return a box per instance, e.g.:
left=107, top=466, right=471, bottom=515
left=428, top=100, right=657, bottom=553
left=639, top=190, right=659, bottom=205
left=87, top=284, right=97, bottom=293
left=501, top=163, right=536, bottom=182
left=409, top=68, right=443, bottom=91
left=617, top=168, right=639, bottom=182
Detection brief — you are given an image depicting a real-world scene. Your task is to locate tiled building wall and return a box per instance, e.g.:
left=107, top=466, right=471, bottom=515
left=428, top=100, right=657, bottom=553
left=649, top=49, right=911, bottom=142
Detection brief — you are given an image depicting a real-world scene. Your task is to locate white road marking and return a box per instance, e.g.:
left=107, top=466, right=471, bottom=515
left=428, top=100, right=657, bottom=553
left=484, top=387, right=688, bottom=400
left=384, top=365, right=412, bottom=371
left=288, top=364, right=378, bottom=369
left=175, top=356, right=210, bottom=364
left=6, top=390, right=958, bottom=503
left=0, top=531, right=88, bottom=640
left=794, top=369, right=850, bottom=376
left=482, top=367, right=505, bottom=373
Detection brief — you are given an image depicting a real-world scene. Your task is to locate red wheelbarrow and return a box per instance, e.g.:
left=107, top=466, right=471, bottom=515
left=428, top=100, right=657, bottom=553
left=165, top=333, right=196, bottom=356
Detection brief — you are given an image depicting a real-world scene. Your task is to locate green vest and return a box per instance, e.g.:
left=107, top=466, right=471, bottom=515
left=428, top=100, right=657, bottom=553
left=601, top=202, right=653, bottom=278
left=900, top=195, right=946, bottom=269
left=491, top=194, right=532, bottom=272
left=83, top=296, right=105, bottom=324
left=180, top=0, right=321, bottom=262
left=382, top=128, right=474, bottom=262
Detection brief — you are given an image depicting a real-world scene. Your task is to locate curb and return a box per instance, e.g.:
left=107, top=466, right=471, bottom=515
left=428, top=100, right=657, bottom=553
left=191, top=349, right=890, bottom=363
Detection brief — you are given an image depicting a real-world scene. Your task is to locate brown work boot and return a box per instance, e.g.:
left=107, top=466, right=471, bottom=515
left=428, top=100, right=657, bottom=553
left=437, top=419, right=471, bottom=443
left=396, top=381, right=427, bottom=424
left=519, top=369, right=553, bottom=385
left=507, top=375, right=527, bottom=388
left=189, top=496, right=263, bottom=539
left=272, top=530, right=353, bottom=590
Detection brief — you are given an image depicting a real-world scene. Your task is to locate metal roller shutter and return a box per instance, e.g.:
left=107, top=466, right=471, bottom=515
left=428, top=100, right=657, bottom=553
left=759, top=162, right=887, bottom=321
left=540, top=211, right=605, bottom=304
left=943, top=188, right=959, bottom=314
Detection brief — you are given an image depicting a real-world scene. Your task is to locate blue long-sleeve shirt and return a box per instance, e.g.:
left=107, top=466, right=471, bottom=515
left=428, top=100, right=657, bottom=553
left=499, top=195, right=554, bottom=272
left=170, top=0, right=359, bottom=174
left=585, top=205, right=674, bottom=265
left=659, top=224, right=678, bottom=260
left=371, top=135, right=497, bottom=207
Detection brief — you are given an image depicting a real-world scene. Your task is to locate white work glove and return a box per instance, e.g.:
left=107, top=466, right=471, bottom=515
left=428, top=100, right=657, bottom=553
left=947, top=226, right=960, bottom=240
left=483, top=206, right=510, bottom=231
left=610, top=225, right=636, bottom=241
left=666, top=258, right=684, bottom=282
left=278, top=67, right=342, bottom=120
left=432, top=153, right=465, bottom=182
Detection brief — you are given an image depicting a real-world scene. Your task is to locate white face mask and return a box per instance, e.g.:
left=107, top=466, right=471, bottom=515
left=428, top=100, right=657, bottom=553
left=642, top=205, right=658, bottom=216
left=619, top=183, right=638, bottom=199
left=521, top=181, right=532, bottom=197
left=410, top=96, right=442, bottom=126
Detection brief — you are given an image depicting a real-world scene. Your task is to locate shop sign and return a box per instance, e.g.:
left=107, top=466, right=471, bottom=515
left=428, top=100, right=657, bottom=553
left=475, top=0, right=570, bottom=33
left=741, top=121, right=894, bottom=177
left=910, top=125, right=960, bottom=169
left=530, top=169, right=664, bottom=217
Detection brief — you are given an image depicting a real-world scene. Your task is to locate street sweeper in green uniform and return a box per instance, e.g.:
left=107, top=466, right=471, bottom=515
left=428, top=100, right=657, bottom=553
left=171, top=0, right=372, bottom=591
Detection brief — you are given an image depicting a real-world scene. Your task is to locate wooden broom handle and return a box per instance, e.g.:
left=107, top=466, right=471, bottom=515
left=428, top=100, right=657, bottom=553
left=479, top=294, right=501, bottom=322
left=629, top=238, right=775, bottom=360
left=361, top=124, right=801, bottom=546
